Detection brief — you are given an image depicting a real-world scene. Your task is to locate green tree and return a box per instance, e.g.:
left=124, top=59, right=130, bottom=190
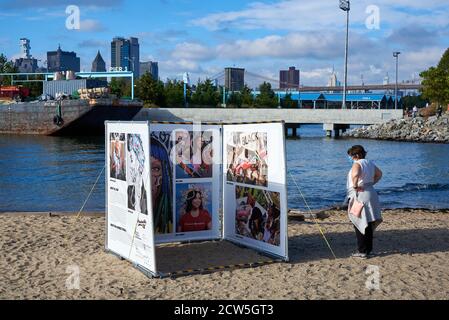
left=110, top=78, right=132, bottom=99
left=241, top=85, right=255, bottom=107
left=227, top=91, right=242, bottom=108
left=0, top=54, right=17, bottom=86
left=420, top=67, right=449, bottom=107
left=23, top=80, right=43, bottom=99
left=437, top=48, right=449, bottom=72
left=135, top=72, right=164, bottom=106
left=164, top=80, right=186, bottom=107
left=190, top=79, right=220, bottom=107
left=420, top=48, right=449, bottom=107
left=402, top=95, right=429, bottom=110
left=281, top=93, right=298, bottom=109
left=255, top=82, right=278, bottom=108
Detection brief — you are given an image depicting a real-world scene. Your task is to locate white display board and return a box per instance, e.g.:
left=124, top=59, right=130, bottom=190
left=105, top=121, right=288, bottom=278
left=105, top=121, right=156, bottom=274
left=222, top=123, right=288, bottom=260
left=149, top=123, right=222, bottom=244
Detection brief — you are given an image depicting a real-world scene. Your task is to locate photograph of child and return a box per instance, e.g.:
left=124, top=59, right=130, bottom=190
left=235, top=186, right=281, bottom=247
left=227, top=132, right=268, bottom=187
left=110, top=133, right=126, bottom=181
left=176, top=183, right=213, bottom=233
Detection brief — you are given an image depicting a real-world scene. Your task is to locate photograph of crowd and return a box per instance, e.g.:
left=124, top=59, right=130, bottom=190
left=173, top=130, right=213, bottom=179
left=226, top=132, right=268, bottom=187
left=176, top=183, right=213, bottom=233
left=235, top=186, right=281, bottom=247
left=110, top=133, right=126, bottom=181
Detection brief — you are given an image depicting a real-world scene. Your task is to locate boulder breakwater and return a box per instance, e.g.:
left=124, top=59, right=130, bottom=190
left=343, top=114, right=449, bottom=143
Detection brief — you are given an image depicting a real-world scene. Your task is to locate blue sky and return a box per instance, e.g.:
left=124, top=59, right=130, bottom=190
left=0, top=0, right=448, bottom=86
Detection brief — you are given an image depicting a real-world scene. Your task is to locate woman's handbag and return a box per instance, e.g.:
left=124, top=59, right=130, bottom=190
left=349, top=196, right=364, bottom=218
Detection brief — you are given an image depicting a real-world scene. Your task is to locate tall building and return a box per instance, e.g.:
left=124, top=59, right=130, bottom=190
left=225, top=67, right=245, bottom=91
left=140, top=61, right=158, bottom=80
left=383, top=73, right=390, bottom=85
left=328, top=67, right=340, bottom=87
left=111, top=37, right=140, bottom=77
left=47, top=45, right=80, bottom=72
left=14, top=38, right=39, bottom=73
left=91, top=51, right=106, bottom=72
left=279, top=66, right=300, bottom=89
left=20, top=38, right=31, bottom=59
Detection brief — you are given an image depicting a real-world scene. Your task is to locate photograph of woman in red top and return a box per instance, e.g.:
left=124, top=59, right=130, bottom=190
left=177, top=189, right=212, bottom=233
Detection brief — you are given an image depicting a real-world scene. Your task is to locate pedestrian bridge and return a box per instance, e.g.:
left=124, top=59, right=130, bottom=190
left=135, top=108, right=403, bottom=137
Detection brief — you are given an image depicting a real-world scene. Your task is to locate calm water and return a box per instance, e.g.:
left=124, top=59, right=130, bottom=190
left=1, top=125, right=448, bottom=212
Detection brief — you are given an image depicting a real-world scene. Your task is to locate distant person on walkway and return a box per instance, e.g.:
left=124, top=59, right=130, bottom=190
left=412, top=106, right=418, bottom=118
left=437, top=105, right=443, bottom=118
left=346, top=145, right=383, bottom=259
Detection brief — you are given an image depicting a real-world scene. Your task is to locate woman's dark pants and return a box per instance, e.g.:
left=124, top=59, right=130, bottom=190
left=354, top=222, right=374, bottom=254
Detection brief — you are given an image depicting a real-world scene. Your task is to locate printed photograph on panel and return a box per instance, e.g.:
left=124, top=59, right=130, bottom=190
left=235, top=186, right=281, bottom=247
left=173, top=130, right=213, bottom=179
left=226, top=132, right=268, bottom=187
left=176, top=183, right=213, bottom=233
left=110, top=133, right=126, bottom=181
left=127, top=134, right=148, bottom=215
left=150, top=132, right=174, bottom=234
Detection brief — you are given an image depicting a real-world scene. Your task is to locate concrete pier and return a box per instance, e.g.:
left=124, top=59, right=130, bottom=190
left=285, top=123, right=301, bottom=138
left=323, top=123, right=351, bottom=138
left=133, top=108, right=403, bottom=138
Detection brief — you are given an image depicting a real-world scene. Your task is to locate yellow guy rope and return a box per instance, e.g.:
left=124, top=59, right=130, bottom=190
left=288, top=171, right=337, bottom=259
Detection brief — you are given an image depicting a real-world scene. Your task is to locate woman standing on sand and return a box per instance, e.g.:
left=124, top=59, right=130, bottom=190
left=347, top=145, right=383, bottom=259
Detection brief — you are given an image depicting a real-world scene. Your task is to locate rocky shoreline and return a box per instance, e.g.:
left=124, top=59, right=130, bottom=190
left=343, top=114, right=449, bottom=143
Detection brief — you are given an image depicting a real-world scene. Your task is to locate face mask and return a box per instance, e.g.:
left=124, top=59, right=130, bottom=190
left=348, top=156, right=355, bottom=164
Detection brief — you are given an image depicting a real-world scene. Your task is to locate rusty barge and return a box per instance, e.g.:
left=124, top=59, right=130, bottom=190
left=0, top=99, right=143, bottom=136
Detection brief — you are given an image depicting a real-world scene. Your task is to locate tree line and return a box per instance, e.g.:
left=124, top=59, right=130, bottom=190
left=112, top=72, right=298, bottom=108
left=420, top=48, right=449, bottom=110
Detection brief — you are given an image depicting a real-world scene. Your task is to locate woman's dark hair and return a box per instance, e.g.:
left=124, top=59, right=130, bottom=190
left=347, top=145, right=367, bottom=159
left=185, top=190, right=204, bottom=213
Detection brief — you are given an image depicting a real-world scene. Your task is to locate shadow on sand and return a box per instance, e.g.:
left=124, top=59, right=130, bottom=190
left=150, top=227, right=449, bottom=277
left=288, top=227, right=449, bottom=263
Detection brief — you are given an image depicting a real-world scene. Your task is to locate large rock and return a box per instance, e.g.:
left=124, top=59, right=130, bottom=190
left=343, top=114, right=449, bottom=143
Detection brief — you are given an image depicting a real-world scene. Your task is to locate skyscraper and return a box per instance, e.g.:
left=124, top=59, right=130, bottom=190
left=225, top=67, right=245, bottom=91
left=91, top=51, right=106, bottom=72
left=14, top=38, right=39, bottom=73
left=328, top=67, right=340, bottom=87
left=140, top=61, right=159, bottom=80
left=111, top=37, right=140, bottom=77
left=47, top=45, right=80, bottom=72
left=279, top=67, right=300, bottom=89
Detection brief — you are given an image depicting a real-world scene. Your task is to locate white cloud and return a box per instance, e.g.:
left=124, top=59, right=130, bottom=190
left=79, top=19, right=106, bottom=32
left=160, top=58, right=203, bottom=74
left=301, top=68, right=334, bottom=80
left=192, top=0, right=449, bottom=32
left=370, top=65, right=382, bottom=74
left=171, top=42, right=215, bottom=61
left=178, top=0, right=448, bottom=86
left=216, top=33, right=344, bottom=60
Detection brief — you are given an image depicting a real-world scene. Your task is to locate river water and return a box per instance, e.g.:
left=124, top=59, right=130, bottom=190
left=1, top=125, right=448, bottom=212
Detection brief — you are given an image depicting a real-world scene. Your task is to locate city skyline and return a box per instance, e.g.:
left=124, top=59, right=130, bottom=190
left=0, top=0, right=448, bottom=85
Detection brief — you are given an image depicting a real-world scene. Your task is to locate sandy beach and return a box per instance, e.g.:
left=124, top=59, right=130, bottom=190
left=1, top=209, right=449, bottom=300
